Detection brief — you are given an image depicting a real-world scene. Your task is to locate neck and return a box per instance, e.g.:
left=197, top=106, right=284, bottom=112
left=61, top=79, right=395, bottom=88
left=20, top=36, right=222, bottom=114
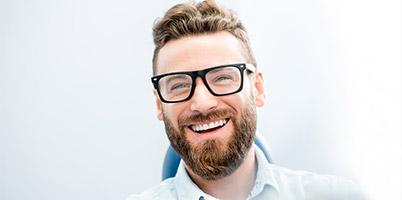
left=185, top=146, right=257, bottom=200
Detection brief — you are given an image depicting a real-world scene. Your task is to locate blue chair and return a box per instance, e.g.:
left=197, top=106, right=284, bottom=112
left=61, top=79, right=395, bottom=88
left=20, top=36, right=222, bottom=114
left=162, top=134, right=273, bottom=180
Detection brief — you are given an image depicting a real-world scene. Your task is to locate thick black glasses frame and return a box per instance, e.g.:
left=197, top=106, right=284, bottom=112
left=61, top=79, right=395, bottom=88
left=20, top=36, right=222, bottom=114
left=151, top=63, right=255, bottom=103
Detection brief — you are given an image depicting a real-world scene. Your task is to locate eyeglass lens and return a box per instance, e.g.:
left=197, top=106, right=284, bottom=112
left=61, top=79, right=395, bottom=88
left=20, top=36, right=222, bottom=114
left=158, top=66, right=242, bottom=102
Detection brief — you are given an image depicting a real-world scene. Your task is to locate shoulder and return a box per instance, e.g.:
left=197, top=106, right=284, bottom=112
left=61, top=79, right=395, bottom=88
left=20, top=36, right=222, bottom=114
left=268, top=164, right=367, bottom=199
left=126, top=178, right=177, bottom=200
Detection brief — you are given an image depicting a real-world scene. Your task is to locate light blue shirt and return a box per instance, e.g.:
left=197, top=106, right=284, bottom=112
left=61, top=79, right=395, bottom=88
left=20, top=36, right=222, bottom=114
left=128, top=145, right=366, bottom=200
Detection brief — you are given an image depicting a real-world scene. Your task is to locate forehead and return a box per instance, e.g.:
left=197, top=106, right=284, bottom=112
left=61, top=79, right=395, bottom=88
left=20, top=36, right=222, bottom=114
left=156, top=31, right=247, bottom=75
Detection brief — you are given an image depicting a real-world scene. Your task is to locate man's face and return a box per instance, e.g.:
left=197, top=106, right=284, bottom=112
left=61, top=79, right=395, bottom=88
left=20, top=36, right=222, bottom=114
left=154, top=31, right=265, bottom=180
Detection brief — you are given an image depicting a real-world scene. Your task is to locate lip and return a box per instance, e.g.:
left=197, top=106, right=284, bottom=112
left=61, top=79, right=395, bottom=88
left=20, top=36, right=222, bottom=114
left=188, top=118, right=229, bottom=132
left=185, top=118, right=232, bottom=142
left=188, top=118, right=228, bottom=126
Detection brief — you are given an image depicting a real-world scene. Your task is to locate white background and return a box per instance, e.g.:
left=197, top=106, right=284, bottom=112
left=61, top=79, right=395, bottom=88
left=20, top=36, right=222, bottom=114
left=0, top=0, right=400, bottom=199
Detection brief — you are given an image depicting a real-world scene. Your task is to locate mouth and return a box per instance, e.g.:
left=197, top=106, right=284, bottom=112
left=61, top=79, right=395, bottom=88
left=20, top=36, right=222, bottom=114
left=189, top=118, right=229, bottom=134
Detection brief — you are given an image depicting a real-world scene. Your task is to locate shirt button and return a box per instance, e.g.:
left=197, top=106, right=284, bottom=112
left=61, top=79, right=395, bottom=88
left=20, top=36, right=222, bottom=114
left=199, top=196, right=205, bottom=200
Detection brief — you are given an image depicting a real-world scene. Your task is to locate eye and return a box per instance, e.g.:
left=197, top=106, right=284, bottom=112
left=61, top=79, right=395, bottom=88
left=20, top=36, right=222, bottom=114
left=169, top=82, right=191, bottom=91
left=213, top=74, right=235, bottom=83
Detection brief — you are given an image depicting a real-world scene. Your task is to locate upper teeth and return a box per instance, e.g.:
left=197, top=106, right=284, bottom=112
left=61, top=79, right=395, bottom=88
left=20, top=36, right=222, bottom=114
left=191, top=119, right=227, bottom=132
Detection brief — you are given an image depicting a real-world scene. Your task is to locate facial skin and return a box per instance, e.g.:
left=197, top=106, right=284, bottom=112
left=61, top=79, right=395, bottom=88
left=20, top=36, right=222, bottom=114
left=154, top=31, right=265, bottom=180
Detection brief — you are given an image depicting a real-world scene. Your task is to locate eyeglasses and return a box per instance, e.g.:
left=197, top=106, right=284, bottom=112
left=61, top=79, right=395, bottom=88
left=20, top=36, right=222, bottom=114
left=151, top=63, right=255, bottom=103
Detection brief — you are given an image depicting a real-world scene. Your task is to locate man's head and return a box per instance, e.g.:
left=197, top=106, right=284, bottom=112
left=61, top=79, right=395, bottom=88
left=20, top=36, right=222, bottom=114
left=152, top=0, right=256, bottom=76
left=151, top=0, right=265, bottom=180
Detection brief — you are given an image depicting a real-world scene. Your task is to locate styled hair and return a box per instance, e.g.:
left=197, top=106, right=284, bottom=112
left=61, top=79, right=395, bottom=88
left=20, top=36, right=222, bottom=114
left=152, top=0, right=256, bottom=75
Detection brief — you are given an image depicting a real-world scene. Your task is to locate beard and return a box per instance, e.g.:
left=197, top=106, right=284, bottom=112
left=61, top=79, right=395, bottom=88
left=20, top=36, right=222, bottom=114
left=162, top=102, right=257, bottom=180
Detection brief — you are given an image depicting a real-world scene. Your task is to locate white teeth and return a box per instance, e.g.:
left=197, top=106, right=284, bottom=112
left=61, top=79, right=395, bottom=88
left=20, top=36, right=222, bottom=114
left=191, top=119, right=227, bottom=132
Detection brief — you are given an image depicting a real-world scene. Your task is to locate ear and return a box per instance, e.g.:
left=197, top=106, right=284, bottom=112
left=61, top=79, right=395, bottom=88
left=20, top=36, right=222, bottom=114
left=153, top=90, right=164, bottom=120
left=253, top=71, right=266, bottom=107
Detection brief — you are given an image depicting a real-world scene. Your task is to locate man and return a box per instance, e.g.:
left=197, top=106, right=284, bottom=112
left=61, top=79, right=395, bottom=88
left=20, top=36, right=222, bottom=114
left=129, top=0, right=366, bottom=199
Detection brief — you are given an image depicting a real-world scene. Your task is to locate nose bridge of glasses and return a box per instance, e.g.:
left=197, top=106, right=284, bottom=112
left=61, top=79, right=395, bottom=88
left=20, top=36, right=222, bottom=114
left=193, top=68, right=217, bottom=95
left=189, top=75, right=218, bottom=112
left=197, top=69, right=209, bottom=86
left=193, top=74, right=211, bottom=94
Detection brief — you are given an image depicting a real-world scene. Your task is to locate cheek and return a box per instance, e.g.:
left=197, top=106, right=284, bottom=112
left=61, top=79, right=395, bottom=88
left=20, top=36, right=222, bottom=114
left=162, top=104, right=185, bottom=126
left=220, top=94, right=248, bottom=113
left=223, top=93, right=255, bottom=119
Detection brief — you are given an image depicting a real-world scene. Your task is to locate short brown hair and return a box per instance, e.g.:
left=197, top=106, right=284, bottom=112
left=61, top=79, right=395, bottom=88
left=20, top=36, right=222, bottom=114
left=152, top=0, right=256, bottom=75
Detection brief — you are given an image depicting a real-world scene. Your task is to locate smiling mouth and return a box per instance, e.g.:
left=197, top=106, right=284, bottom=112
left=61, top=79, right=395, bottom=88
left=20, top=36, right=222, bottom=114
left=189, top=118, right=229, bottom=134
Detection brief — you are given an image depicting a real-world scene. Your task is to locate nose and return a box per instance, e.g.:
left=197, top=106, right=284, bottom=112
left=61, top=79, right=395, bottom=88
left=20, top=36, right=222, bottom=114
left=189, top=77, right=218, bottom=114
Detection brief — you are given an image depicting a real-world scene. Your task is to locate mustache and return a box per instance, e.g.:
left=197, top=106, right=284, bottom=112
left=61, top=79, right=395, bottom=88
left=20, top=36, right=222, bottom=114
left=178, top=109, right=235, bottom=127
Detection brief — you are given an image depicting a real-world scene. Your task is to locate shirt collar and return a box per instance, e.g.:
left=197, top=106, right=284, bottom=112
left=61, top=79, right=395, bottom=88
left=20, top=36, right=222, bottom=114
left=249, top=144, right=279, bottom=197
left=173, top=144, right=279, bottom=200
left=174, top=161, right=218, bottom=200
